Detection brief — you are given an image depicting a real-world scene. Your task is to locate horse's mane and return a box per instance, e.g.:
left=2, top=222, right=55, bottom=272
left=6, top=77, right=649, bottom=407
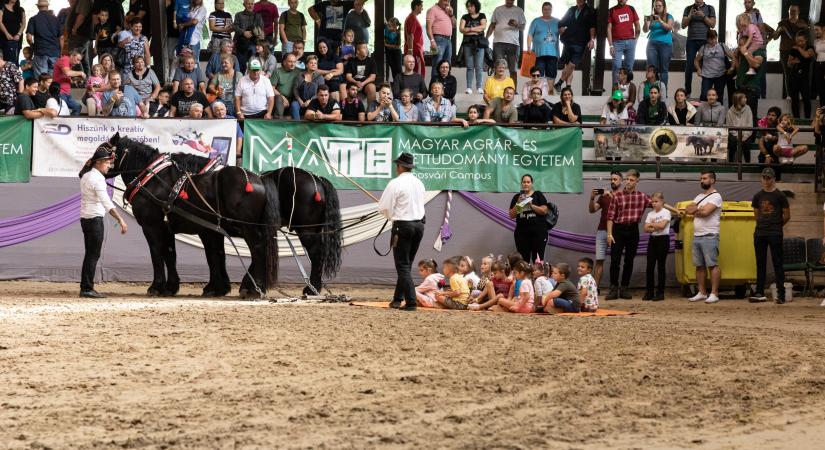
left=119, top=136, right=211, bottom=174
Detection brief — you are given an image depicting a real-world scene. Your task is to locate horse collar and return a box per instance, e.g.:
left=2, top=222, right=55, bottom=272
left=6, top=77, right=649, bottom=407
left=125, top=154, right=174, bottom=204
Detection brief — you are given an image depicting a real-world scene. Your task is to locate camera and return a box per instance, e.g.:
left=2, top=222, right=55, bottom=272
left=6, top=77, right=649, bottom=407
left=596, top=188, right=605, bottom=195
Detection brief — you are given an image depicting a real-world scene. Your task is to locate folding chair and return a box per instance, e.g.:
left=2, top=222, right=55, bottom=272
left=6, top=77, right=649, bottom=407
left=806, top=238, right=825, bottom=297
left=782, top=237, right=808, bottom=296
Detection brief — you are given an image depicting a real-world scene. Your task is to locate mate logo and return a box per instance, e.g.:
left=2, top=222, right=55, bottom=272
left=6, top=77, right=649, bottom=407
left=41, top=123, right=72, bottom=135
left=249, top=134, right=394, bottom=178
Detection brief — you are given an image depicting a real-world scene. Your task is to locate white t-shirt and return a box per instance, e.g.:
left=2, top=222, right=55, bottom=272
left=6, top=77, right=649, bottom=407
left=235, top=75, right=275, bottom=115
left=601, top=104, right=628, bottom=124
left=693, top=191, right=722, bottom=236
left=464, top=271, right=481, bottom=290
left=46, top=97, right=71, bottom=116
left=188, top=6, right=209, bottom=46
left=645, top=208, right=672, bottom=236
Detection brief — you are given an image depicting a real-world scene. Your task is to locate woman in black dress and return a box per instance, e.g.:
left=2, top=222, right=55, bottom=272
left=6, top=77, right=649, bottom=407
left=0, top=0, right=25, bottom=63
left=508, top=174, right=550, bottom=263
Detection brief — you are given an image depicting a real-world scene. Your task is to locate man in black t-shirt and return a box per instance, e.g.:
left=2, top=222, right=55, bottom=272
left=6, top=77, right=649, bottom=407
left=750, top=167, right=790, bottom=303
left=304, top=85, right=342, bottom=121
left=308, top=0, right=354, bottom=49
left=343, top=41, right=377, bottom=104
left=169, top=77, right=211, bottom=117
left=340, top=82, right=365, bottom=121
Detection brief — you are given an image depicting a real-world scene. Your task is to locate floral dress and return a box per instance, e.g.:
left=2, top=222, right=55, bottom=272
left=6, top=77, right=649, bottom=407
left=0, top=62, right=22, bottom=109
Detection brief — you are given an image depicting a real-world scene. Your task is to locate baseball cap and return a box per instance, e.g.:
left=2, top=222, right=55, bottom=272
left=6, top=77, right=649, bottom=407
left=248, top=59, right=262, bottom=71
left=611, top=89, right=624, bottom=101
left=761, top=167, right=775, bottom=179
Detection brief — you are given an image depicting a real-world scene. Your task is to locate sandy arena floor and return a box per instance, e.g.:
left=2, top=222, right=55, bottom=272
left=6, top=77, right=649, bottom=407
left=1, top=280, right=825, bottom=449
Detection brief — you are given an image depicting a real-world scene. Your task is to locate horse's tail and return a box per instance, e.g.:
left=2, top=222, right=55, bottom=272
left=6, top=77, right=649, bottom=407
left=318, top=175, right=343, bottom=280
left=261, top=174, right=280, bottom=290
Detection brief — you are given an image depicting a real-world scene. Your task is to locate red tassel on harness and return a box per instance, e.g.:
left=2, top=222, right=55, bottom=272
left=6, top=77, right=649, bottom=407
left=314, top=191, right=322, bottom=202
left=179, top=191, right=189, bottom=200
left=245, top=182, right=254, bottom=193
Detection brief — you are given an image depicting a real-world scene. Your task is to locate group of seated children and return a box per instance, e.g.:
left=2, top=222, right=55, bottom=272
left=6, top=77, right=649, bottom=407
left=414, top=254, right=599, bottom=314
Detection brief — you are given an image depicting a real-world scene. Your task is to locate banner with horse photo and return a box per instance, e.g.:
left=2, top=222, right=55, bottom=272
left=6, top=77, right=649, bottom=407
left=242, top=121, right=583, bottom=193
left=593, top=125, right=728, bottom=160
left=31, top=118, right=238, bottom=178
left=0, top=116, right=33, bottom=183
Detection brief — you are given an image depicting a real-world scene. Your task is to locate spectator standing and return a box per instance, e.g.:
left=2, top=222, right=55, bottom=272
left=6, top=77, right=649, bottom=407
left=205, top=40, right=239, bottom=80
left=208, top=0, right=233, bottom=55
left=315, top=39, right=343, bottom=100
left=815, top=23, right=825, bottom=108
left=404, top=0, right=425, bottom=76
left=607, top=0, right=640, bottom=87
left=52, top=49, right=84, bottom=115
left=102, top=70, right=144, bottom=116
left=0, top=53, right=21, bottom=112
left=92, top=8, right=117, bottom=59
left=344, top=0, right=370, bottom=45
left=169, top=76, right=210, bottom=117
left=392, top=54, right=428, bottom=101
left=270, top=52, right=298, bottom=118
left=253, top=0, right=278, bottom=45
left=743, top=0, right=773, bottom=98
left=750, top=167, right=790, bottom=303
left=304, top=84, right=341, bottom=121
left=772, top=5, right=808, bottom=98
left=394, top=88, right=420, bottom=121
left=684, top=171, right=722, bottom=304
left=384, top=17, right=403, bottom=81
left=556, top=0, right=596, bottom=92
left=484, top=85, right=517, bottom=123
left=309, top=0, right=354, bottom=51
left=642, top=192, right=670, bottom=301
left=734, top=33, right=766, bottom=123
left=279, top=0, right=305, bottom=53
left=694, top=29, right=727, bottom=102
left=426, top=0, right=455, bottom=79
left=486, top=0, right=524, bottom=87
left=366, top=83, right=398, bottom=122
left=787, top=32, right=814, bottom=119
left=459, top=0, right=486, bottom=95
left=588, top=171, right=622, bottom=287
left=429, top=59, right=456, bottom=103
left=552, top=87, right=582, bottom=124
left=291, top=54, right=325, bottom=119
left=208, top=55, right=238, bottom=115
left=164, top=0, right=180, bottom=81
left=636, top=85, right=667, bottom=125
left=643, top=0, right=674, bottom=88
left=26, top=0, right=60, bottom=78
left=234, top=0, right=264, bottom=73
left=681, top=0, right=716, bottom=98
left=343, top=41, right=377, bottom=104
left=639, top=64, right=667, bottom=102
left=125, top=0, right=149, bottom=38
left=521, top=66, right=548, bottom=105
left=16, top=77, right=54, bottom=118
left=695, top=88, right=726, bottom=126
left=0, top=0, right=25, bottom=64
left=420, top=80, right=453, bottom=122
left=340, top=81, right=365, bottom=121
left=483, top=58, right=514, bottom=104
left=179, top=0, right=207, bottom=57
left=67, top=0, right=94, bottom=74
left=726, top=91, right=754, bottom=162
left=508, top=174, right=549, bottom=263
left=234, top=58, right=273, bottom=119
left=526, top=2, right=560, bottom=94
left=93, top=0, right=125, bottom=31
left=521, top=87, right=552, bottom=124
left=668, top=88, right=696, bottom=125
left=172, top=54, right=207, bottom=93
left=120, top=18, right=150, bottom=76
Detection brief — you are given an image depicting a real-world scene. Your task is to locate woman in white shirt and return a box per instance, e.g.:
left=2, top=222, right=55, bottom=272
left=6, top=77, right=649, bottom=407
left=46, top=82, right=71, bottom=116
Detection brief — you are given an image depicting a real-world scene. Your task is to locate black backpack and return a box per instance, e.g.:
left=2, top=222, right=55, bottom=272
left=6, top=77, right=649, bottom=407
left=545, top=201, right=559, bottom=230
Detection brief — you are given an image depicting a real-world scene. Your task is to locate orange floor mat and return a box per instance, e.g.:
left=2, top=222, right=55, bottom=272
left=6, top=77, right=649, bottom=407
left=349, top=301, right=636, bottom=316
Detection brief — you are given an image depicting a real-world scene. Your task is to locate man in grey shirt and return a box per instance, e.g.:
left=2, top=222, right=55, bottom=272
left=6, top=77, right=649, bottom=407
left=486, top=0, right=525, bottom=87
left=681, top=0, right=716, bottom=98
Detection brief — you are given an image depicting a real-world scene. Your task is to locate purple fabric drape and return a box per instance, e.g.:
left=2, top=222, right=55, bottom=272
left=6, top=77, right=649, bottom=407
left=457, top=191, right=676, bottom=255
left=0, top=194, right=81, bottom=248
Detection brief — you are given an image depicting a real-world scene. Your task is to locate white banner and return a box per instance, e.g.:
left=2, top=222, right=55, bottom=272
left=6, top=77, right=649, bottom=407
left=32, top=118, right=237, bottom=177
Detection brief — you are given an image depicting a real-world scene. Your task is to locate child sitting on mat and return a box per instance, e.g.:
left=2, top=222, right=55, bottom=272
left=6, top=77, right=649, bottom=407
left=436, top=257, right=471, bottom=310
left=459, top=256, right=480, bottom=292
left=577, top=258, right=599, bottom=312
left=415, top=258, right=444, bottom=308
left=532, top=261, right=554, bottom=312
left=541, top=263, right=581, bottom=313
left=492, top=260, right=535, bottom=313
left=470, top=258, right=511, bottom=310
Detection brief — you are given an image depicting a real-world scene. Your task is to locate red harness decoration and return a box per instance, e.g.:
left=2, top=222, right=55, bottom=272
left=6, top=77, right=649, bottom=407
left=125, top=154, right=173, bottom=204
left=197, top=158, right=222, bottom=175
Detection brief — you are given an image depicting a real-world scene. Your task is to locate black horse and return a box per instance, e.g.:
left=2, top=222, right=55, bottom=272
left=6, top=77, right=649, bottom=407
left=262, top=167, right=343, bottom=295
left=107, top=133, right=280, bottom=298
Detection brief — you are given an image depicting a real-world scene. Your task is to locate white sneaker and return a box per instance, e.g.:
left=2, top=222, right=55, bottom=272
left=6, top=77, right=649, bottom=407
left=820, top=299, right=825, bottom=307
left=746, top=68, right=757, bottom=75
left=465, top=88, right=473, bottom=95
left=477, top=88, right=484, bottom=94
left=689, top=293, right=708, bottom=302
left=468, top=303, right=481, bottom=311
left=705, top=294, right=720, bottom=304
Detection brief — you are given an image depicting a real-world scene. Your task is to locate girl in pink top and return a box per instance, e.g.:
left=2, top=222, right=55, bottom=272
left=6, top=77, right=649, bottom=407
left=415, top=259, right=444, bottom=308
left=492, top=261, right=535, bottom=313
left=85, top=64, right=107, bottom=116
left=736, top=14, right=763, bottom=74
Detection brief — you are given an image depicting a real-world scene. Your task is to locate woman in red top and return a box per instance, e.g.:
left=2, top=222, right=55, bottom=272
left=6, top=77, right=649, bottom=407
left=405, top=0, right=425, bottom=76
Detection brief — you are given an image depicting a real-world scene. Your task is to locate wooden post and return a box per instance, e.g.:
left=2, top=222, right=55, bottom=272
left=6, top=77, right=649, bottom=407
left=374, top=0, right=386, bottom=82
left=150, top=0, right=168, bottom=84
left=592, top=0, right=608, bottom=96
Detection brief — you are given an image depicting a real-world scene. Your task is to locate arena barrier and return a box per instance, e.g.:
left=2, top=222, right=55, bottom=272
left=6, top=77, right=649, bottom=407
left=0, top=116, right=32, bottom=183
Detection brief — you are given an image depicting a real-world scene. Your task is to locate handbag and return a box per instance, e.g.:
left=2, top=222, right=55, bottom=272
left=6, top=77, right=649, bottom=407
left=520, top=51, right=536, bottom=77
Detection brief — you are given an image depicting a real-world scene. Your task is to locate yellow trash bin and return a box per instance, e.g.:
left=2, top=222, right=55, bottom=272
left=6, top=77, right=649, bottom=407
left=674, top=201, right=756, bottom=297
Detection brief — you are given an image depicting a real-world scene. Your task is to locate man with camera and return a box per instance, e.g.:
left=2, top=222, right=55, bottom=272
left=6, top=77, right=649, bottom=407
left=588, top=171, right=623, bottom=287
left=681, top=0, right=716, bottom=98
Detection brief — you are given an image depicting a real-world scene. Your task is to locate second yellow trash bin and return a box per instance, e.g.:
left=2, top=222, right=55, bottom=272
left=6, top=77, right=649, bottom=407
left=674, top=200, right=756, bottom=298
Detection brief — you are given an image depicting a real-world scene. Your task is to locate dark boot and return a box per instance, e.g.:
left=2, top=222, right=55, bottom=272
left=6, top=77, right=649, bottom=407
left=402, top=300, right=417, bottom=311
left=606, top=286, right=619, bottom=300
left=619, top=287, right=632, bottom=299
left=642, top=291, right=654, bottom=301
left=389, top=300, right=403, bottom=309
left=652, top=292, right=665, bottom=301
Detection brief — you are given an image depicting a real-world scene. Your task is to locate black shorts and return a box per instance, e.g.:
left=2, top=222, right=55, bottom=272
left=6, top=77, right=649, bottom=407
left=559, top=43, right=585, bottom=66
left=493, top=42, right=519, bottom=73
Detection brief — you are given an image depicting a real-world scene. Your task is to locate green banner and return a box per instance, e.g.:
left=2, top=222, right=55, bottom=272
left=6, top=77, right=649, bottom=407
left=0, top=116, right=32, bottom=183
left=242, top=121, right=582, bottom=193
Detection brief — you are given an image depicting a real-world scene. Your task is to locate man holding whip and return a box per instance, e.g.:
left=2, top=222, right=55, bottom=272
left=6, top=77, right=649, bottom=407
left=378, top=152, right=425, bottom=311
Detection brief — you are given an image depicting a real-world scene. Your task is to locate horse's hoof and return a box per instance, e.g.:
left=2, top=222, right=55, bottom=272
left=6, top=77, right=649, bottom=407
left=161, top=291, right=177, bottom=297
left=202, top=290, right=216, bottom=297
left=147, top=288, right=162, bottom=297
left=238, top=288, right=259, bottom=300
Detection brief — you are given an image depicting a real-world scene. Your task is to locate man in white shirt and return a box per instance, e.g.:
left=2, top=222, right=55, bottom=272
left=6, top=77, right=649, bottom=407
left=684, top=170, right=722, bottom=304
left=378, top=152, right=426, bottom=311
left=78, top=147, right=128, bottom=298
left=234, top=58, right=275, bottom=119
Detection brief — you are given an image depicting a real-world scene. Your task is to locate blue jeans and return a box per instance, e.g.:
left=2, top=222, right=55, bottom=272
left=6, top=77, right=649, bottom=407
left=611, top=39, right=636, bottom=86
left=646, top=40, right=672, bottom=87
left=432, top=35, right=452, bottom=74
left=289, top=100, right=303, bottom=120
left=700, top=76, right=726, bottom=103
left=33, top=55, right=57, bottom=78
left=553, top=298, right=581, bottom=313
left=685, top=39, right=704, bottom=96
left=60, top=93, right=82, bottom=116
left=464, top=46, right=484, bottom=90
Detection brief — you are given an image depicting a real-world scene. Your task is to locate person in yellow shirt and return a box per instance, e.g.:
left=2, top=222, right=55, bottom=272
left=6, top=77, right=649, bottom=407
left=436, top=257, right=470, bottom=310
left=483, top=59, right=516, bottom=104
